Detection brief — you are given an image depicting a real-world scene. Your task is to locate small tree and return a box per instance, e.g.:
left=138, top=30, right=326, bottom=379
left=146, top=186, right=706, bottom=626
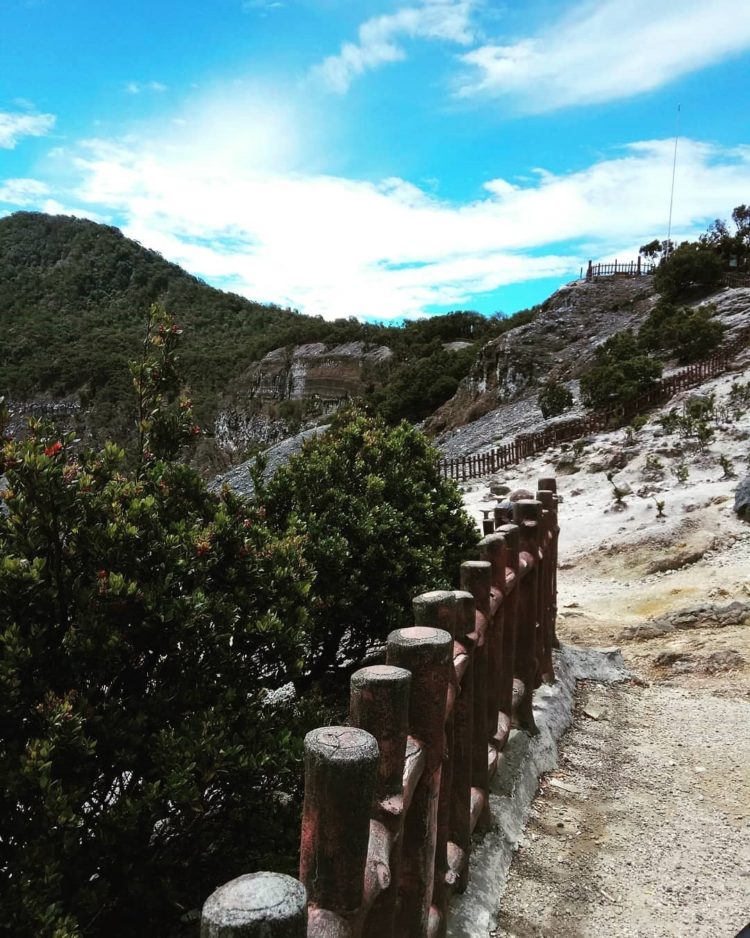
left=537, top=380, right=574, bottom=419
left=0, top=312, right=317, bottom=938
left=653, top=242, right=724, bottom=300
left=260, top=409, right=479, bottom=684
left=580, top=331, right=662, bottom=409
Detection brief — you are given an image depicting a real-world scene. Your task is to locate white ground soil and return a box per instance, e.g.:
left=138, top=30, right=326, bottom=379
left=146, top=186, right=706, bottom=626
left=460, top=355, right=750, bottom=937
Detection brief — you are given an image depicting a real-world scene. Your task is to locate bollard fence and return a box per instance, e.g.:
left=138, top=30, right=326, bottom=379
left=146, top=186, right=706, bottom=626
left=201, top=477, right=560, bottom=938
left=439, top=325, right=750, bottom=482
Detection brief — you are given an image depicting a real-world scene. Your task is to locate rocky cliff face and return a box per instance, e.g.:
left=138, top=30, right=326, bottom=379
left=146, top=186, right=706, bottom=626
left=244, top=341, right=394, bottom=403
left=215, top=341, right=394, bottom=453
left=428, top=279, right=750, bottom=458
left=427, top=277, right=657, bottom=441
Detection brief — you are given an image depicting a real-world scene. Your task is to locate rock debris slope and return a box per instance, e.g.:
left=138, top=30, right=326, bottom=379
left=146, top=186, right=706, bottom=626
left=457, top=331, right=750, bottom=937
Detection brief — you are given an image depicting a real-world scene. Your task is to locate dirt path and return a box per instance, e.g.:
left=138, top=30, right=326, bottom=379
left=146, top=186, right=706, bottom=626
left=494, top=680, right=750, bottom=937
left=456, top=356, right=750, bottom=936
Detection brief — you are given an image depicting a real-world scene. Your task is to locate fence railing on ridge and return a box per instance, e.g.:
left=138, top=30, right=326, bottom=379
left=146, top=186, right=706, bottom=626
left=200, top=480, right=561, bottom=938
left=439, top=325, right=750, bottom=484
left=584, top=258, right=655, bottom=279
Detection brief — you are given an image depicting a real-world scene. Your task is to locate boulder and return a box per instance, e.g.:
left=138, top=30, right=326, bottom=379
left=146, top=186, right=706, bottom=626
left=734, top=475, right=750, bottom=520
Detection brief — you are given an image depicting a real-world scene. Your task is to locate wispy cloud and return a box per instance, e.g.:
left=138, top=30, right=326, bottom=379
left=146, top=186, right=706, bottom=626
left=35, top=120, right=746, bottom=319
left=312, top=0, right=477, bottom=94
left=0, top=110, right=56, bottom=148
left=0, top=178, right=50, bottom=204
left=458, top=0, right=750, bottom=111
left=242, top=0, right=284, bottom=11
left=125, top=81, right=168, bottom=95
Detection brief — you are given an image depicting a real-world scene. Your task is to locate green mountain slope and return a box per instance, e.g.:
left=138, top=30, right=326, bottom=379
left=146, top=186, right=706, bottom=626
left=0, top=212, right=535, bottom=449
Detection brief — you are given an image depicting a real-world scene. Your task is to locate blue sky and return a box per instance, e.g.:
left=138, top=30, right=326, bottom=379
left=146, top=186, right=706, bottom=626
left=1, top=0, right=749, bottom=320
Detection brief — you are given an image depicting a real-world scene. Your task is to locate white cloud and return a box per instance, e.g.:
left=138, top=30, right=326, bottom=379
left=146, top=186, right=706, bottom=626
left=0, top=110, right=56, bottom=148
left=39, top=125, right=746, bottom=320
left=242, top=0, right=284, bottom=10
left=125, top=81, right=168, bottom=95
left=312, top=0, right=477, bottom=93
left=458, top=0, right=750, bottom=111
left=0, top=178, right=50, bottom=204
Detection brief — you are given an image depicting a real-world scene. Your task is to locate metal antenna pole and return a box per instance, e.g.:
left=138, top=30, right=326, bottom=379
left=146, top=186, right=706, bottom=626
left=665, top=104, right=680, bottom=257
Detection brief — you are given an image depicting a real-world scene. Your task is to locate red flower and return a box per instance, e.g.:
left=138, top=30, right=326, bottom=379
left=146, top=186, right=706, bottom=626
left=44, top=442, right=63, bottom=457
left=191, top=425, right=201, bottom=436
left=97, top=569, right=108, bottom=580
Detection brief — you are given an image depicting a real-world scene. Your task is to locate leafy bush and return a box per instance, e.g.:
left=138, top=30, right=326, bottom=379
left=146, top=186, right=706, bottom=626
left=260, top=409, right=479, bottom=683
left=0, top=424, right=318, bottom=937
left=639, top=300, right=724, bottom=363
left=652, top=242, right=724, bottom=300
left=537, top=381, right=574, bottom=419
left=579, top=331, right=662, bottom=409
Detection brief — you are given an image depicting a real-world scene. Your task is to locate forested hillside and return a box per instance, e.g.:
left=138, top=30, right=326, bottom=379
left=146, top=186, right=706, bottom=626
left=0, top=212, right=534, bottom=447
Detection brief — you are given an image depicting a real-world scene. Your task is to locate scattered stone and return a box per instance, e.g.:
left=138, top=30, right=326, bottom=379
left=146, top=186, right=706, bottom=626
left=734, top=475, right=750, bottom=520
left=645, top=548, right=706, bottom=575
left=490, top=482, right=511, bottom=496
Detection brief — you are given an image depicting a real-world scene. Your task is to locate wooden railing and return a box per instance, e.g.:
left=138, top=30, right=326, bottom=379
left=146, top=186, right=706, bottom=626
left=199, top=480, right=560, bottom=938
left=439, top=326, right=750, bottom=483
left=585, top=258, right=655, bottom=279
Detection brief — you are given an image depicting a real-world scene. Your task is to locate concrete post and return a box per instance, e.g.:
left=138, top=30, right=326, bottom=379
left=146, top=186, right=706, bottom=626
left=299, top=727, right=379, bottom=919
left=201, top=873, right=307, bottom=938
left=538, top=477, right=560, bottom=650
left=495, top=524, right=520, bottom=723
left=459, top=560, right=492, bottom=832
left=350, top=666, right=411, bottom=938
left=536, top=488, right=557, bottom=683
left=413, top=591, right=457, bottom=938
left=478, top=534, right=506, bottom=748
left=386, top=626, right=452, bottom=938
left=449, top=590, right=475, bottom=892
left=512, top=500, right=541, bottom=736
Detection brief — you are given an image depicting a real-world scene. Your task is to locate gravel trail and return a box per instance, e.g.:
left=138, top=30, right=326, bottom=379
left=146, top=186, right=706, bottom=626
left=494, top=681, right=750, bottom=938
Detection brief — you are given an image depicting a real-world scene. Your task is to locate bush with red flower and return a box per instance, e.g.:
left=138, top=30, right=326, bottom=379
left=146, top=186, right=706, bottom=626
left=0, top=319, right=317, bottom=937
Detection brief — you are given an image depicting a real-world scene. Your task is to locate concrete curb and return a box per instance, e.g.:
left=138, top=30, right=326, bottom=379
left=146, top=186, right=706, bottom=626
left=447, top=644, right=629, bottom=937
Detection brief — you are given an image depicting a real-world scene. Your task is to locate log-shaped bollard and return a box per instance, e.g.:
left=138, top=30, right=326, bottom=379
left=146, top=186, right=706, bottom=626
left=536, top=488, right=557, bottom=683
left=495, top=524, right=520, bottom=722
left=449, top=590, right=475, bottom=892
left=201, top=872, right=307, bottom=938
left=300, top=727, right=379, bottom=920
left=478, top=534, right=507, bottom=749
left=538, top=477, right=560, bottom=650
left=350, top=665, right=411, bottom=938
left=512, top=500, right=541, bottom=736
left=386, top=625, right=452, bottom=938
left=459, top=560, right=492, bottom=833
left=413, top=592, right=456, bottom=938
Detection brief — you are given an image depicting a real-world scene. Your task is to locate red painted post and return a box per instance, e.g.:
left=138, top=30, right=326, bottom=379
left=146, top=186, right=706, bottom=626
left=386, top=626, right=453, bottom=938
left=535, top=488, right=556, bottom=684
left=448, top=591, right=475, bottom=893
left=299, top=727, right=379, bottom=930
left=350, top=665, right=412, bottom=938
left=494, top=523, right=520, bottom=724
left=412, top=592, right=457, bottom=938
left=459, top=560, right=492, bottom=833
left=512, top=500, right=542, bottom=736
left=478, top=533, right=507, bottom=748
left=537, top=477, right=560, bottom=650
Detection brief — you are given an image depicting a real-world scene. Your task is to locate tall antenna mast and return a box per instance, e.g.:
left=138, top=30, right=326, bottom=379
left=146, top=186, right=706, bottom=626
left=665, top=104, right=680, bottom=257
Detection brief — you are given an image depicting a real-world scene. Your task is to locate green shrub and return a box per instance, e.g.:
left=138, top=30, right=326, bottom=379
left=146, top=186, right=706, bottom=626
left=0, top=426, right=316, bottom=937
left=260, top=409, right=479, bottom=683
left=537, top=381, right=574, bottom=419
left=639, top=301, right=724, bottom=363
left=580, top=331, right=662, bottom=409
left=653, top=242, right=724, bottom=300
